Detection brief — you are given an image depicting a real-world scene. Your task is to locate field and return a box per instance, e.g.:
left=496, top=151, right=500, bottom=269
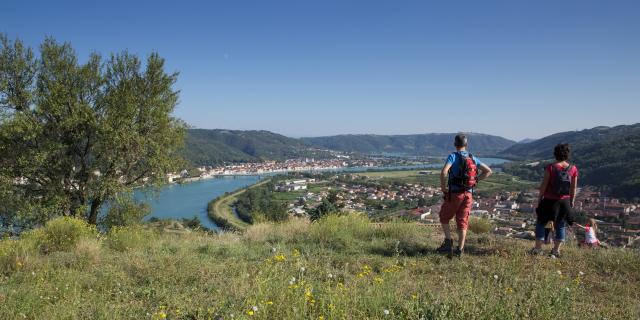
left=355, top=170, right=536, bottom=193
left=1, top=215, right=638, bottom=319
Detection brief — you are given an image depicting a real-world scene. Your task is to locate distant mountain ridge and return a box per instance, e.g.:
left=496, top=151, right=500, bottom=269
left=182, top=130, right=517, bottom=166
left=301, top=133, right=516, bottom=156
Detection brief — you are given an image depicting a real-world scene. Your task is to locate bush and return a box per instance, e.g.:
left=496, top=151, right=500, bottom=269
left=468, top=217, right=493, bottom=234
left=100, top=197, right=150, bottom=229
left=106, top=225, right=156, bottom=252
left=0, top=239, right=32, bottom=275
left=31, top=216, right=97, bottom=253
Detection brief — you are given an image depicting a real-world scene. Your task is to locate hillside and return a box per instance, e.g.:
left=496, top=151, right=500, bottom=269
left=1, top=216, right=638, bottom=319
left=501, top=123, right=640, bottom=159
left=301, top=133, right=516, bottom=156
left=183, top=129, right=324, bottom=165
left=500, top=124, right=640, bottom=199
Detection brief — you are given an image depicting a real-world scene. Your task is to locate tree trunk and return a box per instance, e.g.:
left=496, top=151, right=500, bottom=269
left=88, top=198, right=103, bottom=225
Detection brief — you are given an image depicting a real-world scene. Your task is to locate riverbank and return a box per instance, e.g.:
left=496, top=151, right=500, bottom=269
left=207, top=179, right=271, bottom=231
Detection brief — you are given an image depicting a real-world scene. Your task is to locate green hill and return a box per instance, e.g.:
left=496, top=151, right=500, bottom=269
left=500, top=124, right=640, bottom=199
left=183, top=129, right=324, bottom=165
left=301, top=133, right=516, bottom=156
left=1, top=216, right=638, bottom=319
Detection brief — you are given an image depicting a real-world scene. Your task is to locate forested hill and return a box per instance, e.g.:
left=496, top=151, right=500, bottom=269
left=501, top=124, right=640, bottom=159
left=183, top=129, right=321, bottom=165
left=500, top=123, right=640, bottom=199
left=301, top=133, right=516, bottom=156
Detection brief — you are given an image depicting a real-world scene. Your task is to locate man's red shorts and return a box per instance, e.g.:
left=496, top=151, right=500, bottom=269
left=439, top=191, right=473, bottom=230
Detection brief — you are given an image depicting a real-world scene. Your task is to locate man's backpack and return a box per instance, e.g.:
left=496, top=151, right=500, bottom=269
left=550, top=164, right=573, bottom=196
left=450, top=152, right=478, bottom=191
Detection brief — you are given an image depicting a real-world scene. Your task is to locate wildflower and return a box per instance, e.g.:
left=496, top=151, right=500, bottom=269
left=328, top=273, right=333, bottom=279
left=565, top=287, right=570, bottom=292
left=506, top=287, right=513, bottom=294
left=273, top=254, right=286, bottom=262
left=374, top=276, right=384, bottom=285
left=383, top=309, right=390, bottom=316
left=411, top=294, right=418, bottom=300
left=292, top=249, right=300, bottom=257
left=557, top=270, right=562, bottom=275
left=289, top=277, right=296, bottom=285
left=319, top=316, right=325, bottom=320
left=247, top=310, right=254, bottom=316
left=328, top=303, right=335, bottom=310
left=578, top=271, right=584, bottom=276
left=266, top=301, right=273, bottom=305
left=252, top=306, right=258, bottom=312
left=493, top=274, right=499, bottom=280
left=300, top=267, right=306, bottom=273
left=271, top=247, right=277, bottom=253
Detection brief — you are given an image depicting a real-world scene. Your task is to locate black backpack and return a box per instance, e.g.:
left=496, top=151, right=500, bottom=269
left=550, top=164, right=573, bottom=196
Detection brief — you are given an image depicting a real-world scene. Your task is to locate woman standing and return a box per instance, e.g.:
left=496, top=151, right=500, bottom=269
left=531, top=143, right=578, bottom=257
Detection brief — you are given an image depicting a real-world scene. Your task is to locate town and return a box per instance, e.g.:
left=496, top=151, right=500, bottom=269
left=269, top=171, right=640, bottom=248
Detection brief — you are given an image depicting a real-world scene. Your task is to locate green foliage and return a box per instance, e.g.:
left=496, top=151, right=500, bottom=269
left=100, top=196, right=150, bottom=229
left=28, top=216, right=96, bottom=253
left=468, top=217, right=493, bottom=234
left=234, top=183, right=289, bottom=223
left=0, top=35, right=185, bottom=227
left=105, top=225, right=156, bottom=252
left=309, top=198, right=337, bottom=221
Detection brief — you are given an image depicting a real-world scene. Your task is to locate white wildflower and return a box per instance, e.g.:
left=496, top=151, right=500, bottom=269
left=328, top=273, right=334, bottom=279
left=579, top=271, right=584, bottom=276
left=252, top=306, right=258, bottom=312
left=300, top=267, right=306, bottom=273
left=557, top=270, right=562, bottom=275
left=383, top=309, right=390, bottom=315
left=493, top=274, right=499, bottom=280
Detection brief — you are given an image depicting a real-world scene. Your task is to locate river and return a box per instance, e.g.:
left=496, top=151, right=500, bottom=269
left=136, top=158, right=510, bottom=229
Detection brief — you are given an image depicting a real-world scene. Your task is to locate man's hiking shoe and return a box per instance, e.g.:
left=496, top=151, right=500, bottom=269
left=436, top=239, right=454, bottom=255
left=454, top=247, right=464, bottom=258
left=529, top=248, right=544, bottom=256
left=549, top=249, right=561, bottom=259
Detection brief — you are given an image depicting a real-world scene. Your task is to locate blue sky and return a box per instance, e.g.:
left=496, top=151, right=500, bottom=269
left=2, top=0, right=639, bottom=140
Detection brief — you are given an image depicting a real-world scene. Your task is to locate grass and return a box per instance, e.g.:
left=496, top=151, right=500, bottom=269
left=1, top=215, right=639, bottom=319
left=207, top=180, right=271, bottom=231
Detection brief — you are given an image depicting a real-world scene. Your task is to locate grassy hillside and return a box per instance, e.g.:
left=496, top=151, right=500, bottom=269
left=500, top=123, right=640, bottom=199
left=301, top=133, right=516, bottom=156
left=1, top=216, right=638, bottom=319
left=183, top=129, right=327, bottom=165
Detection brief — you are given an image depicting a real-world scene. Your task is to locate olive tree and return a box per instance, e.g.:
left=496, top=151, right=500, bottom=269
left=0, top=35, right=185, bottom=226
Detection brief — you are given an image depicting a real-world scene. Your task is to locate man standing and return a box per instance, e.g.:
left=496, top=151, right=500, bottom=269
left=436, top=134, right=492, bottom=257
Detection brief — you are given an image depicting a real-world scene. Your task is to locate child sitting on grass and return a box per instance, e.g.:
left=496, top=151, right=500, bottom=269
left=575, top=218, right=600, bottom=248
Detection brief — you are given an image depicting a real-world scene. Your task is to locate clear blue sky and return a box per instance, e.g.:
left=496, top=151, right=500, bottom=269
left=3, top=0, right=639, bottom=141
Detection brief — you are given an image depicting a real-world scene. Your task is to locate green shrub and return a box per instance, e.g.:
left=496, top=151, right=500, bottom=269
left=468, top=217, right=493, bottom=234
left=106, top=225, right=156, bottom=252
left=100, top=197, right=150, bottom=229
left=0, top=239, right=27, bottom=275
left=30, top=216, right=97, bottom=253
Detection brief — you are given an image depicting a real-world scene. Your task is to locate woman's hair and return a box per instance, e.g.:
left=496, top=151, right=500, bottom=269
left=588, top=218, right=597, bottom=230
left=553, top=143, right=571, bottom=161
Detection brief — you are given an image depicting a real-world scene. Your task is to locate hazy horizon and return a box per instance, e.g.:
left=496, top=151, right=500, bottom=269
left=3, top=0, right=639, bottom=141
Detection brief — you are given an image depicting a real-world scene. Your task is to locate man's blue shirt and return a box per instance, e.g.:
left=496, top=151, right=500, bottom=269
left=445, top=150, right=483, bottom=192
